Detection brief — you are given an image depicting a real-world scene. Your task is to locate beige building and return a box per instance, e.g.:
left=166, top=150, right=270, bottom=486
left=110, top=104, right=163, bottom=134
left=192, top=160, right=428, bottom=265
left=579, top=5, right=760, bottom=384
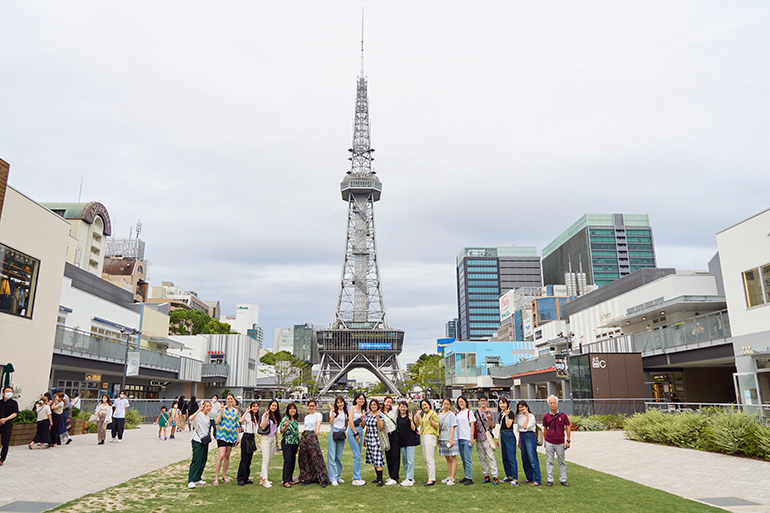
left=149, top=281, right=212, bottom=313
left=41, top=201, right=112, bottom=276
left=1, top=182, right=70, bottom=404
left=102, top=257, right=148, bottom=302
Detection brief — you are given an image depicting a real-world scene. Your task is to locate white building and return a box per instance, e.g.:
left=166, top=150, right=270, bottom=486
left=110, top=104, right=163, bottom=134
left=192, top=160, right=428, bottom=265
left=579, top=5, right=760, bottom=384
left=41, top=201, right=111, bottom=277
left=149, top=281, right=210, bottom=313
left=274, top=327, right=294, bottom=353
left=222, top=304, right=260, bottom=334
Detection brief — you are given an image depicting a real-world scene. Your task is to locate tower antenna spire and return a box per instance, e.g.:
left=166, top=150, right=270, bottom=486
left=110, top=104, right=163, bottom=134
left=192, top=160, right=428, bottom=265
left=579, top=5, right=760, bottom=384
left=360, top=8, right=365, bottom=76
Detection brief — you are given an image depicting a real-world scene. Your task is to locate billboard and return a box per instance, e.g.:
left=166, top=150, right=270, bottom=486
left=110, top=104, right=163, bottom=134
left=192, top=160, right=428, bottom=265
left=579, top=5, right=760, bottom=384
left=437, top=338, right=455, bottom=352
left=499, top=290, right=515, bottom=323
left=555, top=354, right=569, bottom=379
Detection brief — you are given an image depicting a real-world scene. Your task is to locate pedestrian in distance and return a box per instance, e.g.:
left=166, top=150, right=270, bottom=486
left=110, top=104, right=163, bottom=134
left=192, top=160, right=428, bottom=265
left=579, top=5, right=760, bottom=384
left=381, top=396, right=400, bottom=485
left=543, top=395, right=571, bottom=487
left=259, top=399, right=281, bottom=488
left=396, top=400, right=418, bottom=486
left=455, top=396, right=476, bottom=485
left=169, top=402, right=180, bottom=439
left=157, top=406, right=170, bottom=440
left=187, top=396, right=199, bottom=431
left=437, top=398, right=459, bottom=486
left=187, top=400, right=212, bottom=489
left=280, top=402, right=300, bottom=488
left=71, top=393, right=81, bottom=412
left=50, top=392, right=65, bottom=448
left=474, top=395, right=499, bottom=485
left=497, top=397, right=518, bottom=485
left=0, top=386, right=19, bottom=465
left=213, top=392, right=240, bottom=485
left=363, top=398, right=386, bottom=487
left=207, top=395, right=221, bottom=438
left=516, top=400, right=541, bottom=486
left=297, top=400, right=329, bottom=487
left=327, top=395, right=348, bottom=486
left=29, top=396, right=52, bottom=449
left=111, top=390, right=129, bottom=442
left=347, top=392, right=367, bottom=486
left=237, top=401, right=259, bottom=486
left=95, top=395, right=112, bottom=445
left=54, top=388, right=72, bottom=445
left=415, top=398, right=439, bottom=486
left=177, top=395, right=187, bottom=432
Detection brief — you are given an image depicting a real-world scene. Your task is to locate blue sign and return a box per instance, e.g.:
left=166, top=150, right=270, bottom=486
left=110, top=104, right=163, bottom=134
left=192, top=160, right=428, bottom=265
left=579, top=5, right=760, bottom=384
left=437, top=338, right=455, bottom=351
left=359, top=343, right=392, bottom=350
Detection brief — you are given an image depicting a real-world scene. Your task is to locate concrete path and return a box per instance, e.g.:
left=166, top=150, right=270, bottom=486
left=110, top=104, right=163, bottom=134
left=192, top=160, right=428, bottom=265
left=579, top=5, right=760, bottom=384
left=560, top=430, right=770, bottom=513
left=0, top=425, right=193, bottom=512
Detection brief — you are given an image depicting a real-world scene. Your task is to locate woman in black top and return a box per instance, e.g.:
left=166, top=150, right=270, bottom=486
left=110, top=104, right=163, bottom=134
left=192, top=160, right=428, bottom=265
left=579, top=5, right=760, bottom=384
left=396, top=401, right=418, bottom=485
left=187, top=396, right=199, bottom=430
left=497, top=397, right=518, bottom=484
left=178, top=396, right=187, bottom=432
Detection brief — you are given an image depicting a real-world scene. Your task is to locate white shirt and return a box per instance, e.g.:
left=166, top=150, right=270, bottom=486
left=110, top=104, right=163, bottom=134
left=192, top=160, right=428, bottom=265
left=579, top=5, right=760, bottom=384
left=242, top=414, right=256, bottom=434
left=455, top=409, right=476, bottom=440
left=192, top=412, right=210, bottom=443
left=303, top=412, right=323, bottom=431
left=113, top=398, right=129, bottom=418
left=331, top=409, right=347, bottom=429
left=517, top=413, right=537, bottom=433
left=208, top=400, right=221, bottom=419
left=383, top=408, right=398, bottom=434
left=72, top=397, right=81, bottom=410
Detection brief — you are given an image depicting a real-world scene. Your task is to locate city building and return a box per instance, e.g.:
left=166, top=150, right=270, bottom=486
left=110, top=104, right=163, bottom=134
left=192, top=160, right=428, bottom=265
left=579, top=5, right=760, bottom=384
left=221, top=304, right=260, bottom=334
left=42, top=201, right=113, bottom=277
left=294, top=324, right=318, bottom=364
left=102, top=257, right=148, bottom=302
left=456, top=246, right=542, bottom=340
left=542, top=214, right=656, bottom=288
left=445, top=318, right=459, bottom=339
left=1, top=179, right=70, bottom=402
left=442, top=340, right=537, bottom=395
left=148, top=281, right=210, bottom=313
left=274, top=327, right=294, bottom=353
left=204, top=301, right=221, bottom=320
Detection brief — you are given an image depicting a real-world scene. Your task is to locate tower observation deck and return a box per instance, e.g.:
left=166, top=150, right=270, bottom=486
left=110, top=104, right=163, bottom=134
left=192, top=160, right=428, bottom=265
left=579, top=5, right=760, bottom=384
left=316, top=25, right=404, bottom=395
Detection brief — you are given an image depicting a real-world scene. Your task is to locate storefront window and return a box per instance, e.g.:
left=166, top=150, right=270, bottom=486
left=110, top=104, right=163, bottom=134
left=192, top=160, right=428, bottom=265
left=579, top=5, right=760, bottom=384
left=743, top=268, right=765, bottom=307
left=0, top=243, right=40, bottom=319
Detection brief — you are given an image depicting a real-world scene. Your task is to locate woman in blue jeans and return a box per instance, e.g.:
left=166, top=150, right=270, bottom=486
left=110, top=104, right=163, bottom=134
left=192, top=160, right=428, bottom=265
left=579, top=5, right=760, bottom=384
left=516, top=401, right=541, bottom=486
left=347, top=393, right=367, bottom=486
left=327, top=396, right=348, bottom=486
left=497, top=397, right=519, bottom=485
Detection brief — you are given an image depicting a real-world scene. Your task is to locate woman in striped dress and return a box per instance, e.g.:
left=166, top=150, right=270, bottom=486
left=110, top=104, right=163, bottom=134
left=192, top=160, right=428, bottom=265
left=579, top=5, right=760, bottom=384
left=213, top=393, right=240, bottom=485
left=363, top=398, right=386, bottom=487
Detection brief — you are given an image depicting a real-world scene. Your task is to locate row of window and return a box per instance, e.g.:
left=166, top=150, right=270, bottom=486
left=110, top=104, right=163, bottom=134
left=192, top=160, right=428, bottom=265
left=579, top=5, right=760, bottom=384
left=470, top=329, right=496, bottom=337
left=467, top=260, right=497, bottom=266
left=594, top=272, right=620, bottom=279
left=469, top=315, right=500, bottom=321
left=629, top=251, right=654, bottom=257
left=468, top=287, right=500, bottom=293
left=467, top=273, right=498, bottom=279
left=468, top=301, right=500, bottom=307
left=626, top=230, right=651, bottom=237
left=468, top=280, right=499, bottom=286
left=627, top=237, right=652, bottom=243
left=592, top=251, right=619, bottom=257
left=589, top=229, right=614, bottom=236
left=468, top=294, right=499, bottom=300
left=589, top=236, right=617, bottom=243
left=591, top=243, right=616, bottom=250
left=466, top=267, right=497, bottom=273
left=629, top=258, right=655, bottom=265
left=469, top=308, right=500, bottom=314
left=593, top=265, right=619, bottom=272
left=593, top=258, right=618, bottom=265
left=469, top=322, right=501, bottom=328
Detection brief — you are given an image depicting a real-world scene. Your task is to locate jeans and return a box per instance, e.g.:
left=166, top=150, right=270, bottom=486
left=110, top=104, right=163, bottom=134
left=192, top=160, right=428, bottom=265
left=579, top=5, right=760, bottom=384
left=545, top=442, right=567, bottom=483
left=421, top=434, right=437, bottom=482
left=327, top=428, right=346, bottom=482
left=347, top=425, right=364, bottom=480
left=400, top=446, right=415, bottom=480
left=458, top=439, right=473, bottom=480
left=519, top=431, right=541, bottom=484
left=500, top=430, right=518, bottom=480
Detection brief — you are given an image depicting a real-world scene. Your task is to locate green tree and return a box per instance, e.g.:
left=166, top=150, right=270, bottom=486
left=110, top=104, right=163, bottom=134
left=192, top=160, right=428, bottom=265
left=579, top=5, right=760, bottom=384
left=169, top=309, right=237, bottom=336
left=407, top=353, right=445, bottom=397
left=260, top=351, right=308, bottom=398
left=369, top=382, right=388, bottom=395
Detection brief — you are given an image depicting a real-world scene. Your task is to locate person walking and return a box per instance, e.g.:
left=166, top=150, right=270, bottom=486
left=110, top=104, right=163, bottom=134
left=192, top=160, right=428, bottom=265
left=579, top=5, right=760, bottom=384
left=327, top=396, right=348, bottom=486
left=497, top=397, right=518, bottom=485
left=363, top=398, right=386, bottom=487
left=71, top=393, right=81, bottom=412
left=259, top=399, right=281, bottom=488
left=237, top=401, right=259, bottom=486
left=95, top=395, right=112, bottom=445
left=29, top=397, right=52, bottom=449
left=157, top=406, right=170, bottom=440
left=415, top=399, right=439, bottom=486
left=213, top=393, right=240, bottom=485
left=111, top=391, right=129, bottom=442
left=207, top=395, right=221, bottom=438
left=187, top=396, right=199, bottom=431
left=474, top=395, right=499, bottom=485
left=347, top=393, right=367, bottom=486
left=455, top=396, right=475, bottom=485
left=50, top=392, right=64, bottom=448
left=169, top=402, right=180, bottom=439
left=381, top=396, right=400, bottom=485
left=396, top=401, right=418, bottom=486
left=280, top=403, right=300, bottom=488
left=177, top=395, right=187, bottom=432
left=297, top=400, right=329, bottom=487
left=437, top=398, right=459, bottom=486
left=187, top=400, right=212, bottom=489
left=0, top=386, right=19, bottom=465
left=543, top=395, right=570, bottom=487
left=54, top=388, right=72, bottom=445
left=516, top=400, right=541, bottom=486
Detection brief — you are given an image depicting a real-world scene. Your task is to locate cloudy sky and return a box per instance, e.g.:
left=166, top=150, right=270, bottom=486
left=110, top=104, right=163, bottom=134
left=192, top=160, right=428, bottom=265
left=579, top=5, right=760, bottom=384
left=3, top=2, right=769, bottom=375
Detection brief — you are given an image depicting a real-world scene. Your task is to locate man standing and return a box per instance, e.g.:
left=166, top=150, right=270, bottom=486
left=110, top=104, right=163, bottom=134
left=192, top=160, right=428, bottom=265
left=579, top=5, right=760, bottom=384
left=111, top=390, right=130, bottom=442
left=474, top=396, right=499, bottom=485
left=542, top=395, right=570, bottom=487
left=0, top=386, right=19, bottom=466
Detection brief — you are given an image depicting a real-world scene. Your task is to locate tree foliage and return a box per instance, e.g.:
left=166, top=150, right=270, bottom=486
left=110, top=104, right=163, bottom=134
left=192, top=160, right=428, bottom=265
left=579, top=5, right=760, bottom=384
left=260, top=351, right=310, bottom=398
left=405, top=353, right=445, bottom=396
left=169, top=309, right=237, bottom=336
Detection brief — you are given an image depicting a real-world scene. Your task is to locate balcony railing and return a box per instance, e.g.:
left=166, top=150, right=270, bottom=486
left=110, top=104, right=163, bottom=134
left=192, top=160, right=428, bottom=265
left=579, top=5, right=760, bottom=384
left=201, top=363, right=230, bottom=378
left=488, top=354, right=556, bottom=378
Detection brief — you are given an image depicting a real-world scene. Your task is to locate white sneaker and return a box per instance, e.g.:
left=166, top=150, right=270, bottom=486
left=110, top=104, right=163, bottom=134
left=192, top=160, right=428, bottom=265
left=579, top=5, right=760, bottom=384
left=385, top=478, right=397, bottom=486
left=441, top=477, right=450, bottom=484
left=110, top=438, right=116, bottom=443
left=195, top=481, right=206, bottom=486
left=117, top=439, right=122, bottom=443
left=187, top=482, right=196, bottom=489
left=352, top=479, right=366, bottom=486
left=262, top=480, right=272, bottom=488
left=400, top=479, right=414, bottom=486
left=446, top=478, right=455, bottom=486
left=338, top=478, right=345, bottom=483
left=331, top=481, right=339, bottom=486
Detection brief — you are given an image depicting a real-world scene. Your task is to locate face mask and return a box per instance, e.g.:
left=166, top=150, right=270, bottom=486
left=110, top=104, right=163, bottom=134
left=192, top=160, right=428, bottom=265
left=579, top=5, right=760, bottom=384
left=4, top=392, right=12, bottom=399
left=120, top=395, right=125, bottom=399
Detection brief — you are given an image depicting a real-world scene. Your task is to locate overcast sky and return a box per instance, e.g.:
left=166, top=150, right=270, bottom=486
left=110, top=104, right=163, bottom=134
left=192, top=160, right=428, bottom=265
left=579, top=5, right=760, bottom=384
left=3, top=2, right=769, bottom=377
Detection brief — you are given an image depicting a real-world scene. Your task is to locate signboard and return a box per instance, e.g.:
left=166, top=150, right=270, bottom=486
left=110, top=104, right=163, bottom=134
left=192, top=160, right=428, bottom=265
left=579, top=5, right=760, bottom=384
left=523, top=314, right=533, bottom=339
left=126, top=351, right=141, bottom=376
left=555, top=354, right=569, bottom=379
left=359, top=342, right=392, bottom=350
left=85, top=374, right=101, bottom=382
left=437, top=338, right=455, bottom=352
left=592, top=356, right=607, bottom=369
left=499, top=290, right=515, bottom=323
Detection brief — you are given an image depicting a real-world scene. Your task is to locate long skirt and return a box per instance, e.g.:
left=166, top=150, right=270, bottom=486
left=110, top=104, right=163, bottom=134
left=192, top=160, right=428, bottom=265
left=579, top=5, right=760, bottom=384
left=50, top=413, right=62, bottom=446
left=33, top=420, right=52, bottom=444
left=298, top=431, right=329, bottom=484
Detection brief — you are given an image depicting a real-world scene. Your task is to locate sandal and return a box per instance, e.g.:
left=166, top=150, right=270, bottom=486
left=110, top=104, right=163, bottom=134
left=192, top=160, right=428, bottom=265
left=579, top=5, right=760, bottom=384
left=223, top=477, right=230, bottom=484
left=213, top=480, right=219, bottom=486
left=283, top=482, right=292, bottom=488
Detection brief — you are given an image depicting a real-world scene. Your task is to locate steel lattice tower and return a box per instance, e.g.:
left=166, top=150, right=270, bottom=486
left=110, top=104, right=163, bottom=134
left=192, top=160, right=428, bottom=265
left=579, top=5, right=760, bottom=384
left=316, top=23, right=404, bottom=395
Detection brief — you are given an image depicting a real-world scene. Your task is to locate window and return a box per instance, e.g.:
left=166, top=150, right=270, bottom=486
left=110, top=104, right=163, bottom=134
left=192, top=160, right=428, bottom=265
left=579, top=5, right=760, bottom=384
left=468, top=287, right=499, bottom=293
left=743, top=267, right=766, bottom=307
left=467, top=280, right=498, bottom=286
left=589, top=229, right=614, bottom=236
left=764, top=265, right=770, bottom=304
left=467, top=260, right=497, bottom=266
left=0, top=243, right=40, bottom=319
left=467, top=273, right=498, bottom=279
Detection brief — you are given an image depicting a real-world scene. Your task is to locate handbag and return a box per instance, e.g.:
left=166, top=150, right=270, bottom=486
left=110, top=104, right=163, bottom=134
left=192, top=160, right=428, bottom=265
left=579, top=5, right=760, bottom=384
left=88, top=413, right=98, bottom=423
left=378, top=427, right=391, bottom=451
left=243, top=436, right=257, bottom=453
left=257, top=415, right=271, bottom=435
left=200, top=434, right=212, bottom=445
left=333, top=430, right=346, bottom=441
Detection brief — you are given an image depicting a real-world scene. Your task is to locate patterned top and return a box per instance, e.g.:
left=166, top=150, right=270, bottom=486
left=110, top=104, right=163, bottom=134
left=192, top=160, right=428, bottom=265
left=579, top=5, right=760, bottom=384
left=216, top=406, right=240, bottom=443
left=280, top=417, right=300, bottom=445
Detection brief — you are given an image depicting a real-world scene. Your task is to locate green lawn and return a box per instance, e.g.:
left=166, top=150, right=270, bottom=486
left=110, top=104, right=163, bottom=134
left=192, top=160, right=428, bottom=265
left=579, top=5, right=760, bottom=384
left=52, top=433, right=720, bottom=513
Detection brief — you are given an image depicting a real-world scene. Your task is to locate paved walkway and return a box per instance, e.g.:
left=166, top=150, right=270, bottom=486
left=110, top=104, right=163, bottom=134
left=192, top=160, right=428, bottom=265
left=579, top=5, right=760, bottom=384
left=561, top=431, right=770, bottom=512
left=0, top=425, right=193, bottom=512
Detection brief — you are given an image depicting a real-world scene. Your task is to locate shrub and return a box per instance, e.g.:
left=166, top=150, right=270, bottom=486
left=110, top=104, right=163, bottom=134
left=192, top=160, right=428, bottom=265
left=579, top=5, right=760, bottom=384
left=125, top=408, right=144, bottom=428
left=16, top=409, right=36, bottom=424
left=598, top=414, right=627, bottom=430
left=71, top=407, right=80, bottom=418
left=578, top=418, right=607, bottom=431
left=750, top=424, right=770, bottom=461
left=665, top=412, right=708, bottom=449
left=624, top=409, right=668, bottom=442
left=706, top=411, right=759, bottom=455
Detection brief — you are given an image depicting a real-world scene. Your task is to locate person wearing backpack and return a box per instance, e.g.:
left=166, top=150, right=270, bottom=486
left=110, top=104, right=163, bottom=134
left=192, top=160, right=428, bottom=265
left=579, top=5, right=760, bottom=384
left=516, top=400, right=541, bottom=486
left=542, top=395, right=571, bottom=487
left=474, top=395, right=499, bottom=485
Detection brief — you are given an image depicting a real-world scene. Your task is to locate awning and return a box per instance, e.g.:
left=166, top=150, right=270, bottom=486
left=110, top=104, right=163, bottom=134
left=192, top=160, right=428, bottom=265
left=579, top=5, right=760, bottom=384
left=147, top=336, right=187, bottom=350
left=92, top=316, right=139, bottom=334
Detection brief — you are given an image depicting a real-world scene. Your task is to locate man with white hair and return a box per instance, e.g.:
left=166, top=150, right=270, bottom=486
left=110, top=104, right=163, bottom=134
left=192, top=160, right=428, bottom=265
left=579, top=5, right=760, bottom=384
left=542, top=395, right=571, bottom=487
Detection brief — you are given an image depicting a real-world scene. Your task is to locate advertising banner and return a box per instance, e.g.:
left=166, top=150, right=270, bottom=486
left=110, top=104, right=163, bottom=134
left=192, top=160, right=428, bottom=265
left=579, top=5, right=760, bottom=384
left=555, top=354, right=569, bottom=379
left=499, top=290, right=514, bottom=323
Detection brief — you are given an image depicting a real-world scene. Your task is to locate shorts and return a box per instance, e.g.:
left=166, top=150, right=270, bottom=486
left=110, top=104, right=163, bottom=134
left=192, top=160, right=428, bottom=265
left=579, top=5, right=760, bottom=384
left=217, top=439, right=235, bottom=448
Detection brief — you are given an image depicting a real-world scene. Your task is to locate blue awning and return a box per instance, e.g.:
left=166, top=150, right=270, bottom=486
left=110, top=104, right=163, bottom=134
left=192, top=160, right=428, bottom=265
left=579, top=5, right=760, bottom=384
left=92, top=316, right=140, bottom=334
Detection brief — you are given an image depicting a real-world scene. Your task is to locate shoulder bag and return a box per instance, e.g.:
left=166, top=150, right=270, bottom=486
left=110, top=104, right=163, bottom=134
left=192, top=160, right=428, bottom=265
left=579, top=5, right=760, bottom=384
left=200, top=433, right=212, bottom=445
left=243, top=436, right=257, bottom=453
left=378, top=423, right=391, bottom=451
left=257, top=414, right=271, bottom=435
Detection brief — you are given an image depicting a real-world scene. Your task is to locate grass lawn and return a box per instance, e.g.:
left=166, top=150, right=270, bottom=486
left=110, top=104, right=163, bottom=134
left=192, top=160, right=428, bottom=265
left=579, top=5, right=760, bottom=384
left=52, top=433, right=720, bottom=513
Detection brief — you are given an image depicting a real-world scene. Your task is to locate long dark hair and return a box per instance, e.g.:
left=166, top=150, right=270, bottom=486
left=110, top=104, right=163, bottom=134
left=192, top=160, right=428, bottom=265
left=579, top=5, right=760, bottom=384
left=352, top=393, right=367, bottom=412
left=456, top=396, right=468, bottom=410
left=333, top=396, right=348, bottom=418
left=498, top=397, right=510, bottom=413
left=383, top=396, right=394, bottom=412
left=368, top=398, right=381, bottom=412
left=249, top=401, right=259, bottom=424
left=266, top=399, right=282, bottom=424
left=285, top=402, right=298, bottom=421
left=516, top=400, right=532, bottom=416
left=419, top=399, right=432, bottom=412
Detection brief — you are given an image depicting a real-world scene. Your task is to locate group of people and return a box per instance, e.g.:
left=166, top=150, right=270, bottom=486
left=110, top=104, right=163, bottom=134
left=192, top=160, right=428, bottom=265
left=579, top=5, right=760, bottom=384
left=185, top=393, right=572, bottom=490
left=156, top=395, right=199, bottom=440
left=27, top=388, right=76, bottom=450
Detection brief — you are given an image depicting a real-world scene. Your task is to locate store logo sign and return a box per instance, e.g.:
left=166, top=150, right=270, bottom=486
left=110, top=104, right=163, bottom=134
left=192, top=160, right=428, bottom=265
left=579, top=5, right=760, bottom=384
left=592, top=356, right=606, bottom=369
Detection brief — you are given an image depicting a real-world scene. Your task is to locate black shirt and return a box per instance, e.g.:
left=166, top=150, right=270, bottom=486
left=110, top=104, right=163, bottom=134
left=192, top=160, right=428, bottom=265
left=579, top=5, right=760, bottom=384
left=0, top=398, right=19, bottom=424
left=498, top=411, right=515, bottom=432
left=396, top=414, right=418, bottom=447
left=188, top=401, right=199, bottom=416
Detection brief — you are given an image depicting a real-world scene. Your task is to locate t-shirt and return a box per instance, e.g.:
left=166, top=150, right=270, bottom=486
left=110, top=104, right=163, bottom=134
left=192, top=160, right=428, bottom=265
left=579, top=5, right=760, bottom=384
left=396, top=414, right=418, bottom=447
left=474, top=408, right=495, bottom=442
left=192, top=411, right=210, bottom=443
left=455, top=409, right=476, bottom=441
left=242, top=414, right=257, bottom=434
left=36, top=404, right=51, bottom=422
left=113, top=398, right=130, bottom=418
left=517, top=413, right=537, bottom=433
left=382, top=408, right=398, bottom=434
left=418, top=410, right=439, bottom=437
left=499, top=411, right=515, bottom=432
left=0, top=398, right=19, bottom=424
left=437, top=411, right=458, bottom=441
left=542, top=411, right=569, bottom=445
left=303, top=411, right=323, bottom=432
left=260, top=412, right=278, bottom=436
left=331, top=409, right=347, bottom=429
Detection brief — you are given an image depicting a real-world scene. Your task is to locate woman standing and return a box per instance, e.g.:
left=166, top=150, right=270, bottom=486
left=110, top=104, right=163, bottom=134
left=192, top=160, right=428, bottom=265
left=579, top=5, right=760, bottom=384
left=95, top=395, right=112, bottom=445
left=237, top=401, right=258, bottom=486
left=455, top=396, right=476, bottom=485
left=50, top=392, right=65, bottom=448
left=396, top=401, right=418, bottom=486
left=213, top=393, right=240, bottom=485
left=280, top=403, right=300, bottom=488
left=497, top=397, right=518, bottom=485
left=363, top=398, right=386, bottom=487
left=187, top=396, right=199, bottom=431
left=187, top=400, right=212, bottom=489
left=347, top=393, right=367, bottom=486
left=381, top=396, right=400, bottom=485
left=177, top=395, right=187, bottom=432
left=259, top=399, right=281, bottom=488
left=437, top=398, right=459, bottom=486
left=516, top=401, right=541, bottom=486
left=297, top=400, right=329, bottom=487
left=29, top=397, right=52, bottom=449
left=169, top=402, right=180, bottom=439
left=327, top=396, right=348, bottom=486
left=415, top=399, right=439, bottom=486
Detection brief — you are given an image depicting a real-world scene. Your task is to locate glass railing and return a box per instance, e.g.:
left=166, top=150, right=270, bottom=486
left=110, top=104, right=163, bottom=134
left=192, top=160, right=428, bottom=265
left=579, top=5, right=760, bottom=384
left=201, top=363, right=230, bottom=377
left=489, top=354, right=556, bottom=377
left=632, top=310, right=731, bottom=353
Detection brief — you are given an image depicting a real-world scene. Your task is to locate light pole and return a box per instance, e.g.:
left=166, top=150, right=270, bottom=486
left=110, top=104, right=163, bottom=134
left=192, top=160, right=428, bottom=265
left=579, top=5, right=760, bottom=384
left=120, top=328, right=132, bottom=393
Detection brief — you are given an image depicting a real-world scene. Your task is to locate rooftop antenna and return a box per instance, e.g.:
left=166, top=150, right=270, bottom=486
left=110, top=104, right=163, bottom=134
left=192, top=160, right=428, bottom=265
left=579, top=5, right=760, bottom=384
left=360, top=8, right=365, bottom=77
left=78, top=175, right=83, bottom=202
left=136, top=220, right=142, bottom=239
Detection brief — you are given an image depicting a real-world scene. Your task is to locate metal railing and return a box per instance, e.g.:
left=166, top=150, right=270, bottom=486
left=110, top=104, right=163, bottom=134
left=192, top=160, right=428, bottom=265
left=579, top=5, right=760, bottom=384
left=488, top=354, right=556, bottom=378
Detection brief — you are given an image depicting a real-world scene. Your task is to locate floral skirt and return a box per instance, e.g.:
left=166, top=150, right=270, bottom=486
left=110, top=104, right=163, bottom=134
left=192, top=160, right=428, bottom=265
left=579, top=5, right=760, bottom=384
left=298, top=431, right=329, bottom=484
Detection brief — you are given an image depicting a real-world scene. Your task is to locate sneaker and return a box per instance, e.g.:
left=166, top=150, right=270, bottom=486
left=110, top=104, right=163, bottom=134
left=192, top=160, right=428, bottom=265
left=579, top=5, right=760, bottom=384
left=493, top=477, right=499, bottom=485
left=170, top=435, right=175, bottom=439
left=376, top=480, right=384, bottom=487
left=195, top=481, right=206, bottom=485
left=400, top=479, right=414, bottom=487
left=164, top=437, right=168, bottom=440
left=352, top=480, right=366, bottom=486
left=98, top=441, right=105, bottom=445
left=385, top=479, right=397, bottom=486
left=502, top=477, right=512, bottom=482
left=187, top=482, right=196, bottom=489
left=117, top=439, right=122, bottom=443
left=446, top=478, right=455, bottom=486
left=464, top=479, right=473, bottom=485
left=560, top=482, right=570, bottom=487
left=338, top=478, right=345, bottom=484
left=158, top=436, right=162, bottom=439
left=441, top=477, right=450, bottom=484
left=546, top=482, right=553, bottom=487
left=66, top=438, right=72, bottom=445
left=331, top=481, right=339, bottom=486
left=262, top=480, right=272, bottom=488
left=110, top=438, right=116, bottom=443
left=482, top=475, right=491, bottom=484
left=511, top=480, right=519, bottom=487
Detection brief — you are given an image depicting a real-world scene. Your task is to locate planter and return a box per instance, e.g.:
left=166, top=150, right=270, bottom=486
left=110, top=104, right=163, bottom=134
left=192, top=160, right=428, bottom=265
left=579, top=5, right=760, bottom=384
left=3, top=418, right=88, bottom=447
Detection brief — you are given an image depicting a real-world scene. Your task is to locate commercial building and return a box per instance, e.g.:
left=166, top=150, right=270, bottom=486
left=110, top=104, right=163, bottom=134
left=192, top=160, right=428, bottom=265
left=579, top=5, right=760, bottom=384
left=542, top=214, right=656, bottom=288
left=102, top=257, right=148, bottom=302
left=442, top=340, right=537, bottom=395
left=148, top=281, right=211, bottom=314
left=221, top=304, right=260, bottom=334
left=456, top=246, right=542, bottom=340
left=274, top=327, right=294, bottom=353
left=293, top=323, right=318, bottom=364
left=445, top=318, right=459, bottom=339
